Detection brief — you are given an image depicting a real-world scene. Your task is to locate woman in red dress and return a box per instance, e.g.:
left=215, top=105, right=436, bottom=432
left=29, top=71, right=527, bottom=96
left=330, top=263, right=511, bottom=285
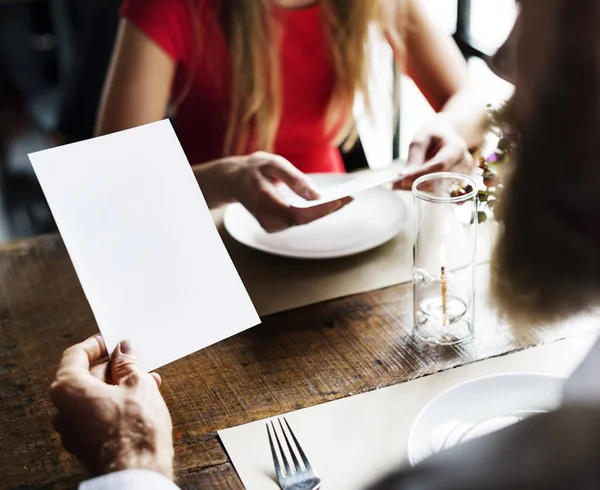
left=97, top=0, right=487, bottom=231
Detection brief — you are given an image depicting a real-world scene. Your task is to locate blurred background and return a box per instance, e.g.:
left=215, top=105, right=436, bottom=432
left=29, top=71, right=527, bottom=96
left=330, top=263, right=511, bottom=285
left=0, top=0, right=515, bottom=243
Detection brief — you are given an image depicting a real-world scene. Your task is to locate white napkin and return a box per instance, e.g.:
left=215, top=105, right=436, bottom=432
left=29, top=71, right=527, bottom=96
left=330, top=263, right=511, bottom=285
left=219, top=330, right=599, bottom=490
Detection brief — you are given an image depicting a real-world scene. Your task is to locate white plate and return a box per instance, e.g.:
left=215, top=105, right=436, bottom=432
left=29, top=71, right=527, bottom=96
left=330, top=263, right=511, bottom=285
left=407, top=373, right=566, bottom=465
left=223, top=173, right=407, bottom=259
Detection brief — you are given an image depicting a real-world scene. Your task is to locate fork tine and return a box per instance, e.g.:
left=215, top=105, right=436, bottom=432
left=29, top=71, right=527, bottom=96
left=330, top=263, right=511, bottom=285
left=266, top=422, right=284, bottom=481
left=271, top=420, right=293, bottom=477
left=283, top=417, right=312, bottom=470
left=278, top=418, right=303, bottom=472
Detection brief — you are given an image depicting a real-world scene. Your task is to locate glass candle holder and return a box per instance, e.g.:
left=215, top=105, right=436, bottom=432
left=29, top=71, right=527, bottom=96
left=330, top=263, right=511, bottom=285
left=412, top=172, right=477, bottom=345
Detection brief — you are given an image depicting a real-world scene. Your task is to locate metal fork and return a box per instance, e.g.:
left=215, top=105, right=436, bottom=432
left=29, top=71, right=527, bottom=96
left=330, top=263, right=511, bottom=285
left=267, top=417, right=321, bottom=490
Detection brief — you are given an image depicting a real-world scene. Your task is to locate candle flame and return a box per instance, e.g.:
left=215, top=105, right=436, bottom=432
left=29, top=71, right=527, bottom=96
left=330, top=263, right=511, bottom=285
left=439, top=245, right=447, bottom=268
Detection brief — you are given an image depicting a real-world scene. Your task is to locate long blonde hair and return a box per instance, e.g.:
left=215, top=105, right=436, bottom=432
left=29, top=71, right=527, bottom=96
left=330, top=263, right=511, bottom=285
left=187, top=0, right=396, bottom=156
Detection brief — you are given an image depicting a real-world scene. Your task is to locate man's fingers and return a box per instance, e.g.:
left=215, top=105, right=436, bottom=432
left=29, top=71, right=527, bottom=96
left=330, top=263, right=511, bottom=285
left=89, top=359, right=111, bottom=383
left=261, top=157, right=319, bottom=201
left=57, top=335, right=107, bottom=375
left=150, top=372, right=162, bottom=388
left=52, top=413, right=65, bottom=434
left=110, top=339, right=144, bottom=386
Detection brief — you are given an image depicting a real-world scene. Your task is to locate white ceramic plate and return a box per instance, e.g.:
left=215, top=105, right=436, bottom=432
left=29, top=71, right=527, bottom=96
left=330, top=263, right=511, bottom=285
left=223, top=173, right=407, bottom=259
left=407, top=373, right=566, bottom=465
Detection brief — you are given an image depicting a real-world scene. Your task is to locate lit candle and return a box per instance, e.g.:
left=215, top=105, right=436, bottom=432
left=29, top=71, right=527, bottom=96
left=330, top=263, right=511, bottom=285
left=439, top=245, right=448, bottom=325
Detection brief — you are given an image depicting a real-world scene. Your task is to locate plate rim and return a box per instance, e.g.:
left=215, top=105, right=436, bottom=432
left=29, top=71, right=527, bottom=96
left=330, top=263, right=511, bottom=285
left=406, top=372, right=567, bottom=466
left=222, top=174, right=408, bottom=260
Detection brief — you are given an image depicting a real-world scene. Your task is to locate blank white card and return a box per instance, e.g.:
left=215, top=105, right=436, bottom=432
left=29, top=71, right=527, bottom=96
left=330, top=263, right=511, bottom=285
left=30, top=120, right=260, bottom=372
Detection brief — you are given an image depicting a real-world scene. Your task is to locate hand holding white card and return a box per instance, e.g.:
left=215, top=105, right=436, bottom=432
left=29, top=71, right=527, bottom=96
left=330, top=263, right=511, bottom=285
left=284, top=167, right=403, bottom=209
left=29, top=120, right=259, bottom=372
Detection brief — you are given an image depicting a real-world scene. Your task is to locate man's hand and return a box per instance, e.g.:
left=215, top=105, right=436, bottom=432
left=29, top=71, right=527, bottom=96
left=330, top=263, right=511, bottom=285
left=50, top=335, right=174, bottom=479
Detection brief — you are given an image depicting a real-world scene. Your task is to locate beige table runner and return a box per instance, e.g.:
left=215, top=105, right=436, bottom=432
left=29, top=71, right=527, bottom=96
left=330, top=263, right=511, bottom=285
left=219, top=329, right=600, bottom=490
left=212, top=191, right=496, bottom=316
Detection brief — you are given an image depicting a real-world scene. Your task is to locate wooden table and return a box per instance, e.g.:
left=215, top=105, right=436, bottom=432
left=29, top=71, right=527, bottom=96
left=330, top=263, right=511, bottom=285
left=0, top=234, right=597, bottom=489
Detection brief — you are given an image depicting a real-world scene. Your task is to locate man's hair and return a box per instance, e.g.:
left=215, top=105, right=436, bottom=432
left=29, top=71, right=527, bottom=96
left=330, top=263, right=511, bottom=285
left=491, top=0, right=600, bottom=326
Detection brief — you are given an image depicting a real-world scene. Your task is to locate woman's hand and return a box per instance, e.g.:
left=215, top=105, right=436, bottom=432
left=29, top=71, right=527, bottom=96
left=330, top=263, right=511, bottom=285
left=395, top=115, right=473, bottom=190
left=50, top=336, right=174, bottom=479
left=198, top=152, right=352, bottom=233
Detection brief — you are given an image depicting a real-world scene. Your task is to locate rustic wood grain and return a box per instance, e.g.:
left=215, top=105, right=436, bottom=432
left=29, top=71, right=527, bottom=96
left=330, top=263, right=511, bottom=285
left=0, top=234, right=597, bottom=489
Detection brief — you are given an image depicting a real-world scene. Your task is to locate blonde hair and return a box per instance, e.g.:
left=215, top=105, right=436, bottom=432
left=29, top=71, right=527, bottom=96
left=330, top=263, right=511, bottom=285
left=187, top=0, right=401, bottom=156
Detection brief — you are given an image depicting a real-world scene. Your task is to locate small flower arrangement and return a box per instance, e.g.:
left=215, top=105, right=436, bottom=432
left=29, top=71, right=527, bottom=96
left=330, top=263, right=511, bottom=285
left=475, top=104, right=517, bottom=222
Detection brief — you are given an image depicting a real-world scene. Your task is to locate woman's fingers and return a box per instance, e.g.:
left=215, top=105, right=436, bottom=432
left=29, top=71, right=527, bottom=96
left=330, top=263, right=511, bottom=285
left=395, top=140, right=471, bottom=190
left=253, top=180, right=294, bottom=232
left=245, top=152, right=353, bottom=232
left=290, top=197, right=353, bottom=226
left=423, top=142, right=469, bottom=170
left=255, top=186, right=352, bottom=232
left=258, top=153, right=320, bottom=201
left=406, top=135, right=429, bottom=167
left=394, top=161, right=446, bottom=190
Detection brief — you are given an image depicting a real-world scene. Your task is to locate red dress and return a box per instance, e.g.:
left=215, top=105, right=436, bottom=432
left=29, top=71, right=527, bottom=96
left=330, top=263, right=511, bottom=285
left=120, top=0, right=345, bottom=173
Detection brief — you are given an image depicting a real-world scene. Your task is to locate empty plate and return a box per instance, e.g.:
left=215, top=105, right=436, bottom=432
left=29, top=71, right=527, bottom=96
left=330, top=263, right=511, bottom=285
left=223, top=173, right=407, bottom=259
left=407, top=373, right=566, bottom=465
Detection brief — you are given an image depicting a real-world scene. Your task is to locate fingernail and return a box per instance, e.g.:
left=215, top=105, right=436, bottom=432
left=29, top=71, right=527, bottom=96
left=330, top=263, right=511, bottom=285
left=119, top=339, right=134, bottom=354
left=304, top=188, right=319, bottom=200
